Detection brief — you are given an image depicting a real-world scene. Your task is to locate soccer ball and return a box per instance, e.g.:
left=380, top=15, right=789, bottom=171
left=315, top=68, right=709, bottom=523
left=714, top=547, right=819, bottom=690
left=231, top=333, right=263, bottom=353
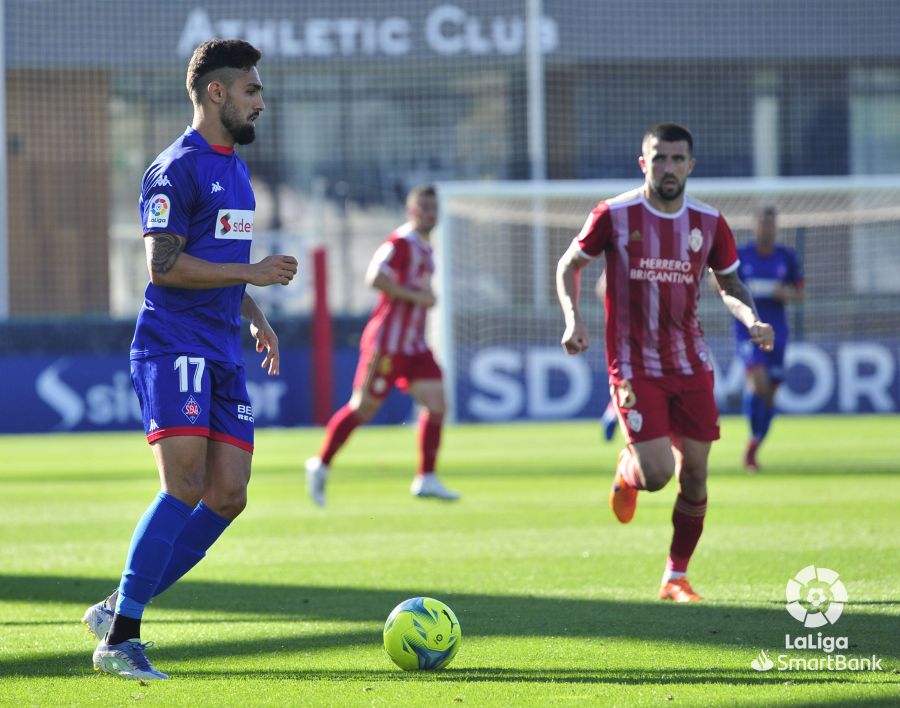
left=383, top=597, right=461, bottom=671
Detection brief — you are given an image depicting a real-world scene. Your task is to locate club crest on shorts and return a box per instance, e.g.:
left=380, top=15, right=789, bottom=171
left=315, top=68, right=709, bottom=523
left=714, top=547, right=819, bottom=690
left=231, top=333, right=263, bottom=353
left=689, top=227, right=703, bottom=253
left=626, top=409, right=643, bottom=433
left=182, top=395, right=202, bottom=423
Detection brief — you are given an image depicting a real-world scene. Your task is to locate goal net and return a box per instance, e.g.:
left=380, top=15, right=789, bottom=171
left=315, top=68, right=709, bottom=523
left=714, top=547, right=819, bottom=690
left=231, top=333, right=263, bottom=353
left=435, top=177, right=900, bottom=422
left=5, top=1, right=900, bottom=322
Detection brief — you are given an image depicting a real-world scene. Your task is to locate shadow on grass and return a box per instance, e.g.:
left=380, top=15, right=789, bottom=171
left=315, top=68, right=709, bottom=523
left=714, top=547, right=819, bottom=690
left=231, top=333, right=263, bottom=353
left=1, top=574, right=898, bottom=680
left=143, top=666, right=900, bottom=687
left=3, top=640, right=897, bottom=687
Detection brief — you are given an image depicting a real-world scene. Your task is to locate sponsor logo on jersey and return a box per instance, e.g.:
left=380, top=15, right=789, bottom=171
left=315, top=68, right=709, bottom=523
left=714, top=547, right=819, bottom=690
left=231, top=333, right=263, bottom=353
left=153, top=174, right=173, bottom=187
left=689, top=227, right=703, bottom=252
left=747, top=277, right=779, bottom=298
left=146, top=194, right=171, bottom=228
left=630, top=256, right=694, bottom=284
left=215, top=209, right=254, bottom=240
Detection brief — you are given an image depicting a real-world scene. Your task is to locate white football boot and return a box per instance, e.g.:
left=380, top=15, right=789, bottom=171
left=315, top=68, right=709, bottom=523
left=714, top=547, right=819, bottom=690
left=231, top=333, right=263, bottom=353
left=410, top=473, right=460, bottom=501
left=305, top=457, right=329, bottom=507
left=93, top=639, right=168, bottom=680
left=81, top=594, right=116, bottom=642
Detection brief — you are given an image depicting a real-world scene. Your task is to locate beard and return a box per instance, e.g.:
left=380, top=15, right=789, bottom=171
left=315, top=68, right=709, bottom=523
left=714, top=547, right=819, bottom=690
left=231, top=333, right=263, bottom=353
left=221, top=98, right=257, bottom=145
left=650, top=176, right=685, bottom=202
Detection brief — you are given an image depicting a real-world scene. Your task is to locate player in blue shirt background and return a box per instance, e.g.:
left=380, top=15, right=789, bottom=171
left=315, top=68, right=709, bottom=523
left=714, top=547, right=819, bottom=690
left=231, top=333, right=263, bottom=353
left=81, top=39, right=298, bottom=680
left=735, top=206, right=804, bottom=471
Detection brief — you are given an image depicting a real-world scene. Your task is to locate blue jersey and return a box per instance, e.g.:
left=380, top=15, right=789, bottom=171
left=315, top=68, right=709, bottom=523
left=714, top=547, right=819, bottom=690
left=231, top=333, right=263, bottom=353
left=131, top=127, right=255, bottom=364
left=734, top=243, right=803, bottom=343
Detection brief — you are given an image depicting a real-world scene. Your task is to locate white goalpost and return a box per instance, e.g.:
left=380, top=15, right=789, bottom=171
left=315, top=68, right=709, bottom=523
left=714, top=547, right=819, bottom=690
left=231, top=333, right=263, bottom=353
left=435, top=176, right=900, bottom=423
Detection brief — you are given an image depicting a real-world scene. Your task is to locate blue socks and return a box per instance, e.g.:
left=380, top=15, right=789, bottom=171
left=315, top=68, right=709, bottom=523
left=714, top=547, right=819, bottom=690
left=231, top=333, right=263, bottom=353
left=115, top=496, right=233, bottom=619
left=762, top=404, right=775, bottom=441
left=154, top=501, right=230, bottom=597
left=116, top=492, right=193, bottom=619
left=743, top=391, right=775, bottom=443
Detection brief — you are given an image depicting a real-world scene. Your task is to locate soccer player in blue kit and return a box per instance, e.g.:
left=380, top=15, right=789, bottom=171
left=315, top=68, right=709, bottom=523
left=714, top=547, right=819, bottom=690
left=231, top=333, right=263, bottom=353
left=734, top=206, right=803, bottom=471
left=81, top=40, right=297, bottom=680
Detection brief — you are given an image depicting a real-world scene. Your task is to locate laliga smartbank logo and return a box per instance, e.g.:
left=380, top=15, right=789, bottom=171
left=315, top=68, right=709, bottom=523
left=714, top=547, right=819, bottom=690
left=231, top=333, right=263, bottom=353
left=785, top=564, right=846, bottom=627
left=750, top=566, right=883, bottom=673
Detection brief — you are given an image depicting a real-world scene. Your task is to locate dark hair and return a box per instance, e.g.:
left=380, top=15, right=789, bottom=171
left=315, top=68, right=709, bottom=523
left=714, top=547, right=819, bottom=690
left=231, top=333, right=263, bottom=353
left=407, top=184, right=437, bottom=205
left=643, top=122, right=693, bottom=154
left=186, top=40, right=262, bottom=103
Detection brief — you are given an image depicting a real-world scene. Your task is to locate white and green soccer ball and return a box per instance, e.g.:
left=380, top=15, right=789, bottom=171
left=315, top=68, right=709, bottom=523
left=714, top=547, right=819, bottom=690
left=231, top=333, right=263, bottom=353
left=383, top=597, right=461, bottom=671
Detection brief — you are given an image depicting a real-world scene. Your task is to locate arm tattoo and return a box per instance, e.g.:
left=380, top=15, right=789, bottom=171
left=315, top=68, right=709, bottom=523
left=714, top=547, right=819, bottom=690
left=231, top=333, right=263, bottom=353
left=149, top=233, right=187, bottom=274
left=718, top=271, right=751, bottom=302
left=716, top=270, right=759, bottom=322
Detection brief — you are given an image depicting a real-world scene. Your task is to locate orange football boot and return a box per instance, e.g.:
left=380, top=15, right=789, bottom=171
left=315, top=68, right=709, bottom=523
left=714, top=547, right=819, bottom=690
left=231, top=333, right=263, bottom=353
left=659, top=577, right=703, bottom=603
left=609, top=449, right=638, bottom=524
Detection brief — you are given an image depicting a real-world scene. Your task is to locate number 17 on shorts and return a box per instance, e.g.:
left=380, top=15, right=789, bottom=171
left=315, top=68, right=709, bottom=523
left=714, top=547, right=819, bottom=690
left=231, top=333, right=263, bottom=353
left=130, top=354, right=255, bottom=451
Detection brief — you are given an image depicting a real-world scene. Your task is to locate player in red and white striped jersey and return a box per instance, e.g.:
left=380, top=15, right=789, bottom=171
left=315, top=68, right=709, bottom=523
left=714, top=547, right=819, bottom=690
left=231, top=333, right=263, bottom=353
left=304, top=185, right=459, bottom=505
left=557, top=123, right=774, bottom=602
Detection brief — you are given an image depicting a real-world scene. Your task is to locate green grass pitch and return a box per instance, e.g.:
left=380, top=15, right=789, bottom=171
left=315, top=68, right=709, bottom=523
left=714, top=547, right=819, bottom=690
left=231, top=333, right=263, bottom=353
left=1, top=416, right=898, bottom=706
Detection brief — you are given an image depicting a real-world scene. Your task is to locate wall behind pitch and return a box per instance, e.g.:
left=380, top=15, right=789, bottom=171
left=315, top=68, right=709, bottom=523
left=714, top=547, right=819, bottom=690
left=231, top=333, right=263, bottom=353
left=0, top=348, right=412, bottom=434
left=453, top=338, right=900, bottom=423
left=3, top=331, right=897, bottom=432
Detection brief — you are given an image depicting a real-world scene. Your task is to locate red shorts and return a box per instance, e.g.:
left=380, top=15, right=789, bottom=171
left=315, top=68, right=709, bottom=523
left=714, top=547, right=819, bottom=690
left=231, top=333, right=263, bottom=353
left=610, top=372, right=720, bottom=444
left=354, top=349, right=443, bottom=399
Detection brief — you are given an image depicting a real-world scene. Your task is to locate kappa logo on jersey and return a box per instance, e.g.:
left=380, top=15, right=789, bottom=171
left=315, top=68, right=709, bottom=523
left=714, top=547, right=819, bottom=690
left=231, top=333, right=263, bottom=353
left=689, top=227, right=703, bottom=252
left=211, top=182, right=224, bottom=193
left=146, top=194, right=171, bottom=228
left=215, top=209, right=254, bottom=240
left=153, top=174, right=173, bottom=187
left=182, top=395, right=202, bottom=424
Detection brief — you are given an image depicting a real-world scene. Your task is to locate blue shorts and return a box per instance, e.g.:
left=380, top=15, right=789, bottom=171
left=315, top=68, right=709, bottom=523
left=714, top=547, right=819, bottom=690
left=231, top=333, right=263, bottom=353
left=737, top=338, right=786, bottom=382
left=130, top=354, right=254, bottom=453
